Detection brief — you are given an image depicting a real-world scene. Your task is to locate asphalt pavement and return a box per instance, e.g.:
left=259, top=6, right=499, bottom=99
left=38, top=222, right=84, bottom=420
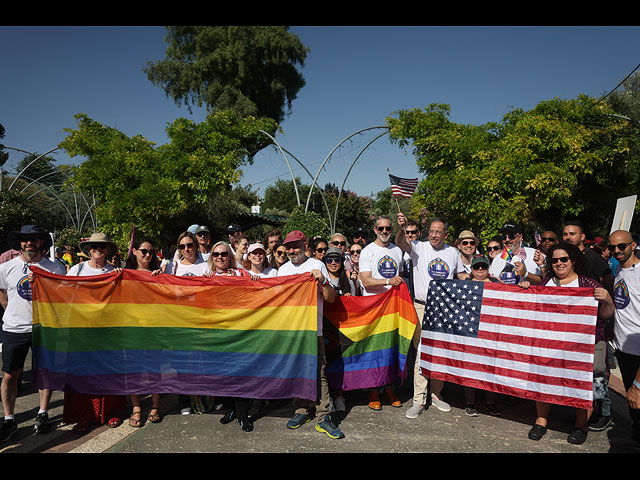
left=1, top=350, right=640, bottom=454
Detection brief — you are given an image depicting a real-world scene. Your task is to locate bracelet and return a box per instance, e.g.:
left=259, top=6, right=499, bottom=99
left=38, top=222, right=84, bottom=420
left=386, top=278, right=389, bottom=285
left=633, top=379, right=640, bottom=390
left=322, top=277, right=329, bottom=286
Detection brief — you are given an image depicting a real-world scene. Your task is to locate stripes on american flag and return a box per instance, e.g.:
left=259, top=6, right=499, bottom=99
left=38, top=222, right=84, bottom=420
left=420, top=279, right=599, bottom=410
left=388, top=174, right=419, bottom=197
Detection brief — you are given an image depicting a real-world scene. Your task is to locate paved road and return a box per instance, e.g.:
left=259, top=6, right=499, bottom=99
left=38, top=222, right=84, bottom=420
left=1, top=351, right=639, bottom=454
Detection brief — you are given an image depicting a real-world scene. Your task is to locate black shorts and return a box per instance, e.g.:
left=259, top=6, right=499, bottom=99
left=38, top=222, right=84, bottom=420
left=2, top=331, right=32, bottom=374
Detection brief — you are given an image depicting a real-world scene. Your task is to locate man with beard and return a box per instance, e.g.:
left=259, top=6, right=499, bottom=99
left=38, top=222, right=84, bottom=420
left=276, top=230, right=343, bottom=439
left=608, top=229, right=640, bottom=444
left=0, top=225, right=66, bottom=442
left=489, top=222, right=542, bottom=285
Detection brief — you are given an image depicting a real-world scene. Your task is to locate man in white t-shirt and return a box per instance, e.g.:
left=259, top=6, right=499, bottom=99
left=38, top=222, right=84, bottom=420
left=608, top=229, right=640, bottom=444
left=396, top=213, right=465, bottom=419
left=277, top=230, right=343, bottom=439
left=0, top=225, right=66, bottom=442
left=489, top=222, right=542, bottom=285
left=359, top=216, right=404, bottom=296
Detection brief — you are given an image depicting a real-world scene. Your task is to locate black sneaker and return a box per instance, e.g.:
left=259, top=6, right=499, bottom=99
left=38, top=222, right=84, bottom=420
left=588, top=415, right=613, bottom=432
left=0, top=419, right=17, bottom=442
left=34, top=412, right=51, bottom=434
left=464, top=404, right=478, bottom=417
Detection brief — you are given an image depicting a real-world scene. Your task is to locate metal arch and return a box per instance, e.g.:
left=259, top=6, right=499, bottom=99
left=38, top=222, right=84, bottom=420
left=258, top=130, right=300, bottom=206
left=304, top=126, right=389, bottom=213
left=332, top=129, right=390, bottom=234
left=8, top=146, right=61, bottom=191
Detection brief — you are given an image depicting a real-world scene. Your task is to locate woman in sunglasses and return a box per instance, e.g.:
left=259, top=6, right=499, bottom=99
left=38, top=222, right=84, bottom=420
left=522, top=241, right=614, bottom=446
left=347, top=243, right=363, bottom=296
left=485, top=235, right=502, bottom=263
left=455, top=230, right=479, bottom=278
left=311, top=237, right=329, bottom=262
left=64, top=233, right=127, bottom=433
left=165, top=232, right=210, bottom=277
left=463, top=255, right=502, bottom=417
left=123, top=236, right=163, bottom=427
left=269, top=241, right=289, bottom=270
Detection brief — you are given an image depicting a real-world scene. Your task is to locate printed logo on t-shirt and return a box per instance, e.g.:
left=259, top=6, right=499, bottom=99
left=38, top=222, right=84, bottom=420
left=614, top=278, right=630, bottom=309
left=16, top=275, right=32, bottom=301
left=377, top=255, right=398, bottom=278
left=499, top=265, right=519, bottom=285
left=428, top=258, right=450, bottom=280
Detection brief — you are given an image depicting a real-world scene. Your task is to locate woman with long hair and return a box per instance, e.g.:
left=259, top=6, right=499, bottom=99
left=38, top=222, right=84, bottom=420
left=269, top=241, right=288, bottom=269
left=241, top=243, right=277, bottom=278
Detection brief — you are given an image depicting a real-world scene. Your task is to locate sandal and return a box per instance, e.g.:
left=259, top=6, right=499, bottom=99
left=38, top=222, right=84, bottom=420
left=128, top=413, right=143, bottom=428
left=147, top=410, right=162, bottom=424
left=108, top=417, right=122, bottom=428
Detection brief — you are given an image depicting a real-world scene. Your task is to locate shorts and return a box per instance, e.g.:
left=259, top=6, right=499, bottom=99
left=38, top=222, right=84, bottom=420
left=2, top=331, right=33, bottom=374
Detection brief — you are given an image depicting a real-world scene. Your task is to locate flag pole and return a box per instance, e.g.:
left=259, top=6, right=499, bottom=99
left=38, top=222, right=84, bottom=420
left=387, top=168, right=404, bottom=235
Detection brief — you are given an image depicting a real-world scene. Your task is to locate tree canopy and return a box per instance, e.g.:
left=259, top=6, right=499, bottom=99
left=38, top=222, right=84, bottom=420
left=387, top=96, right=640, bottom=243
left=144, top=26, right=309, bottom=124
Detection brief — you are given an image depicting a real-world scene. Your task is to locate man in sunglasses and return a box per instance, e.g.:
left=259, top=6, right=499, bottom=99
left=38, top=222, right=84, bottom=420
left=359, top=216, right=404, bottom=296
left=608, top=229, right=640, bottom=444
left=488, top=222, right=542, bottom=285
left=401, top=219, right=421, bottom=301
left=352, top=227, right=368, bottom=247
left=194, top=225, right=212, bottom=261
left=563, top=221, right=613, bottom=293
left=0, top=225, right=66, bottom=442
left=396, top=212, right=465, bottom=418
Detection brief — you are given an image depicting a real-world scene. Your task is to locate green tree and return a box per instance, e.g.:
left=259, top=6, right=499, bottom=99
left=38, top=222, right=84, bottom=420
left=60, top=111, right=277, bottom=248
left=387, top=96, right=640, bottom=243
left=144, top=26, right=309, bottom=124
left=283, top=205, right=330, bottom=240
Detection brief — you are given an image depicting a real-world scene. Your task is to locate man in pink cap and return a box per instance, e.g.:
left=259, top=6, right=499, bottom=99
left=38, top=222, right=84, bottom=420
left=277, top=230, right=344, bottom=439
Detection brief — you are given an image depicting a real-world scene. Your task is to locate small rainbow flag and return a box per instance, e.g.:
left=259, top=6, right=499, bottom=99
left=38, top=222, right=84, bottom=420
left=323, top=284, right=418, bottom=391
left=500, top=247, right=514, bottom=262
left=30, top=268, right=319, bottom=401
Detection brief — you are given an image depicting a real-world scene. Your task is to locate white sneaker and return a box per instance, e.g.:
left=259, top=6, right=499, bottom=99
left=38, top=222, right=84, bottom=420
left=180, top=407, right=192, bottom=415
left=334, top=396, right=346, bottom=412
left=431, top=393, right=451, bottom=412
left=405, top=402, right=425, bottom=419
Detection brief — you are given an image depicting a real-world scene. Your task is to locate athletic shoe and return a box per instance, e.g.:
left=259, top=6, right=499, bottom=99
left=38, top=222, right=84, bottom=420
left=286, top=413, right=312, bottom=429
left=34, top=412, right=51, bottom=434
left=485, top=403, right=502, bottom=417
left=180, top=407, right=192, bottom=415
left=405, top=402, right=424, bottom=419
left=430, top=393, right=451, bottom=412
left=0, top=419, right=17, bottom=442
left=315, top=415, right=345, bottom=439
left=464, top=404, right=478, bottom=417
left=588, top=415, right=613, bottom=431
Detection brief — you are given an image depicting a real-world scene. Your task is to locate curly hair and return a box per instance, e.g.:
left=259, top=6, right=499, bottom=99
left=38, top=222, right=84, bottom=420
left=544, top=241, right=588, bottom=278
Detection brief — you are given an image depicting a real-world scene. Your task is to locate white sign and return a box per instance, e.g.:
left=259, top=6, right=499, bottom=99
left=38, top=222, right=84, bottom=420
left=610, top=195, right=637, bottom=234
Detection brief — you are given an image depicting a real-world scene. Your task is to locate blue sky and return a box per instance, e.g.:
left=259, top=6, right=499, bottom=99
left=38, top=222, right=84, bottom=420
left=2, top=25, right=640, bottom=200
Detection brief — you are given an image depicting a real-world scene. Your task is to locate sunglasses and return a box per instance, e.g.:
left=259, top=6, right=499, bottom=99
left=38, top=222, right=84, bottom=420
left=472, top=263, right=488, bottom=270
left=315, top=247, right=328, bottom=253
left=275, top=250, right=286, bottom=256
left=137, top=248, right=154, bottom=256
left=460, top=240, right=475, bottom=246
left=196, top=232, right=209, bottom=237
left=331, top=241, right=346, bottom=247
left=540, top=237, right=557, bottom=242
left=89, top=243, right=107, bottom=250
left=353, top=233, right=366, bottom=239
left=324, top=257, right=341, bottom=264
left=487, top=245, right=501, bottom=252
left=349, top=249, right=361, bottom=255
left=376, top=226, right=392, bottom=232
left=501, top=233, right=517, bottom=240
left=607, top=242, right=632, bottom=252
left=178, top=242, right=194, bottom=250
left=211, top=251, right=229, bottom=258
left=550, top=256, right=570, bottom=264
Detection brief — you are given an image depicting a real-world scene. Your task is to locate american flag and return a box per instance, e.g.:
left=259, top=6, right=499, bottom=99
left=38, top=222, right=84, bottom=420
left=420, top=279, right=599, bottom=410
left=388, top=174, right=419, bottom=197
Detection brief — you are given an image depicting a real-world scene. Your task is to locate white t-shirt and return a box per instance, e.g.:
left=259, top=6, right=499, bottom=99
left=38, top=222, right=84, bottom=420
left=278, top=256, right=330, bottom=336
left=613, top=265, right=640, bottom=355
left=0, top=255, right=66, bottom=333
left=359, top=241, right=404, bottom=296
left=544, top=277, right=579, bottom=288
left=240, top=266, right=277, bottom=278
left=409, top=241, right=463, bottom=302
left=67, top=261, right=115, bottom=277
left=489, top=246, right=542, bottom=285
left=165, top=258, right=210, bottom=276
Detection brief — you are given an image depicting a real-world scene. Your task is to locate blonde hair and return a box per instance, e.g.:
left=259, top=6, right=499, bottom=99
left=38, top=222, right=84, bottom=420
left=207, top=241, right=237, bottom=271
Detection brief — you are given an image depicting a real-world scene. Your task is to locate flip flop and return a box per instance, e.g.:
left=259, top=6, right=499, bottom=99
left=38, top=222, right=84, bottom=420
left=128, top=414, right=143, bottom=428
left=108, top=417, right=122, bottom=428
left=147, top=411, right=162, bottom=423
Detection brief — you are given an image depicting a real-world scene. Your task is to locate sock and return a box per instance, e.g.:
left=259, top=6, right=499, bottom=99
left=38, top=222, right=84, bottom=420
left=4, top=415, right=14, bottom=421
left=38, top=409, right=47, bottom=415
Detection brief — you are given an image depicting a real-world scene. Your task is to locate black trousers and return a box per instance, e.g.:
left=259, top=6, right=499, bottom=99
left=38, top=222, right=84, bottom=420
left=614, top=349, right=640, bottom=436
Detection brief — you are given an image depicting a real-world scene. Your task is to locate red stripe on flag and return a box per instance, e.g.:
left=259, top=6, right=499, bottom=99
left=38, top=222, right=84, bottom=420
left=481, top=296, right=599, bottom=316
left=479, top=313, right=596, bottom=336
left=477, top=330, right=595, bottom=355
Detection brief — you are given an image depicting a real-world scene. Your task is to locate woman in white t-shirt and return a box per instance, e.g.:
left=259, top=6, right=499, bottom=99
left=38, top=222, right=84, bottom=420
left=165, top=232, right=210, bottom=277
left=241, top=243, right=277, bottom=278
left=521, top=241, right=614, bottom=446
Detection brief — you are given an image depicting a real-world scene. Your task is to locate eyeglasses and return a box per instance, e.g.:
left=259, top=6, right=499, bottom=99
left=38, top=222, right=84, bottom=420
left=550, top=256, right=570, bottom=264
left=315, top=247, right=328, bottom=253
left=607, top=242, right=632, bottom=252
left=540, top=237, right=557, bottom=242
left=211, top=251, right=229, bottom=258
left=460, top=240, right=475, bottom=246
left=487, top=245, right=501, bottom=252
left=324, top=257, right=341, bottom=264
left=178, top=242, right=194, bottom=250
left=137, top=249, right=154, bottom=256
left=349, top=249, right=361, bottom=255
left=331, top=241, right=346, bottom=247
left=472, top=263, right=488, bottom=270
left=406, top=230, right=419, bottom=235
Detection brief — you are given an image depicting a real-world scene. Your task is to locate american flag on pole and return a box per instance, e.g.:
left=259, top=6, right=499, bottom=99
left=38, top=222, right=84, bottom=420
left=420, top=279, right=599, bottom=410
left=388, top=174, right=419, bottom=197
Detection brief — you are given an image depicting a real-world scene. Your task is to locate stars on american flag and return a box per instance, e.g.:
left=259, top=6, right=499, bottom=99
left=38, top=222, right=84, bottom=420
left=424, top=279, right=483, bottom=337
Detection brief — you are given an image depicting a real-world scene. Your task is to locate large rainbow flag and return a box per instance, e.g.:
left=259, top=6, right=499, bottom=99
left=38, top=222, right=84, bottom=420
left=30, top=268, right=319, bottom=401
left=323, top=284, right=418, bottom=391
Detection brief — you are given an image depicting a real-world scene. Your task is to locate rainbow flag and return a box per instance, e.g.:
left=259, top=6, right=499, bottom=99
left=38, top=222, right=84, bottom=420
left=30, top=268, right=319, bottom=401
left=323, top=284, right=418, bottom=391
left=500, top=247, right=513, bottom=262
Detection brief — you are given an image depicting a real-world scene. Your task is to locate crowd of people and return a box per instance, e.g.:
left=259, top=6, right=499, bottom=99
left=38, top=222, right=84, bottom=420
left=0, top=214, right=639, bottom=447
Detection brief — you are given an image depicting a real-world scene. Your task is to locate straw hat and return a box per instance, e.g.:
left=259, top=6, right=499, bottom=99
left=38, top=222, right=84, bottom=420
left=455, top=230, right=479, bottom=247
left=78, top=232, right=118, bottom=256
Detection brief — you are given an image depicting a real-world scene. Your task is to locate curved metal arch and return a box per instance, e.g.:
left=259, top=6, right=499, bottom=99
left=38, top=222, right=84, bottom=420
left=258, top=130, right=300, bottom=206
left=332, top=129, right=390, bottom=234
left=8, top=146, right=61, bottom=190
left=305, top=126, right=389, bottom=213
